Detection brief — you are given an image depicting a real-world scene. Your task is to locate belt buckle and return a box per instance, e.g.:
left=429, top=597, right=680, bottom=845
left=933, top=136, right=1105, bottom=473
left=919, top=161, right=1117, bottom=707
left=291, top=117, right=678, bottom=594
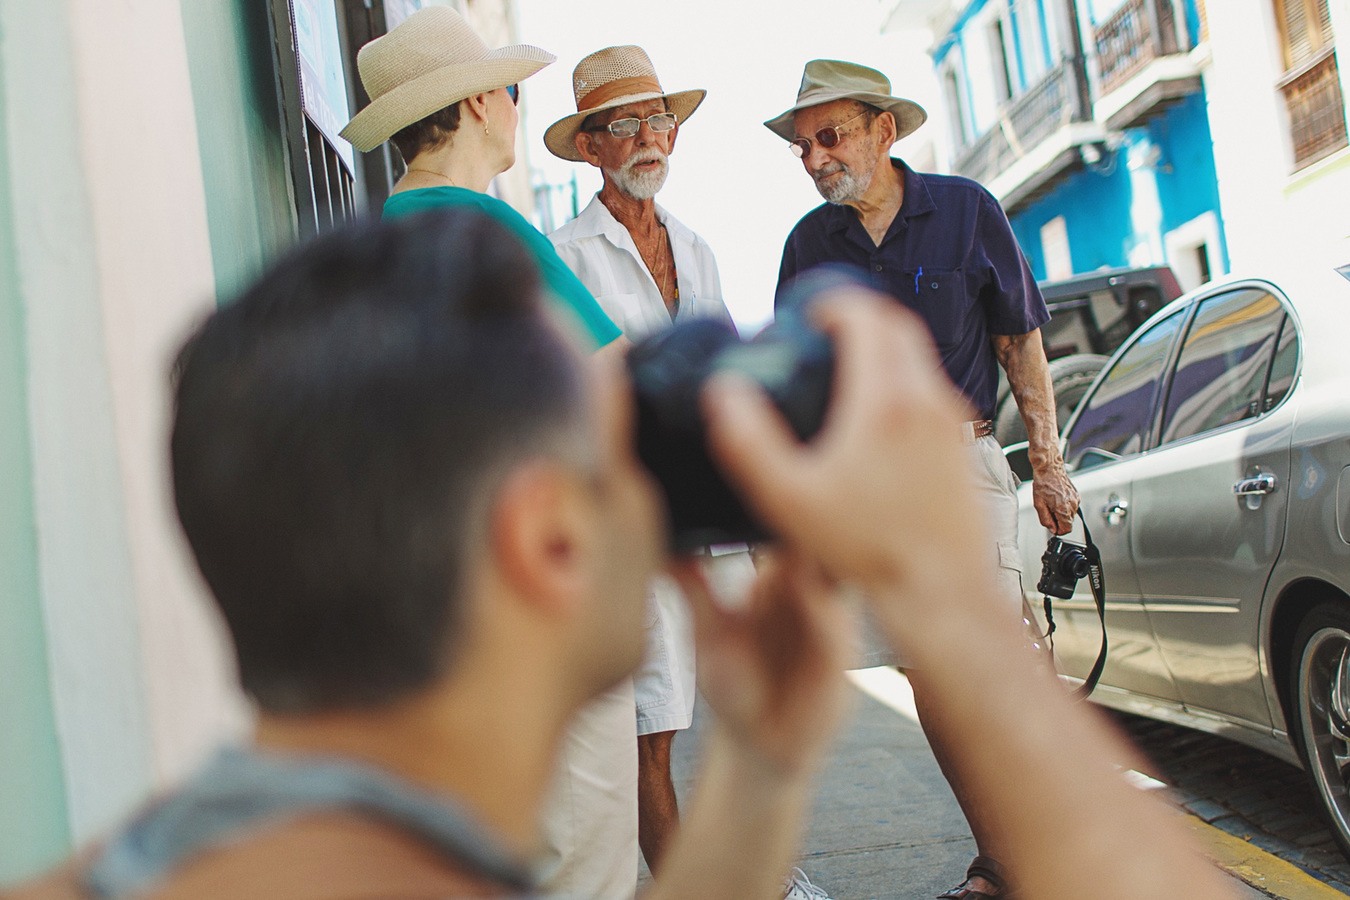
left=964, top=419, right=993, bottom=443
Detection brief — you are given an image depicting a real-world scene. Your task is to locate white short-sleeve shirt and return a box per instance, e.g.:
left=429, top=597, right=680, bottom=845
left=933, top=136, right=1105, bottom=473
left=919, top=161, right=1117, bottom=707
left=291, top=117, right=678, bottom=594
left=549, top=194, right=737, bottom=340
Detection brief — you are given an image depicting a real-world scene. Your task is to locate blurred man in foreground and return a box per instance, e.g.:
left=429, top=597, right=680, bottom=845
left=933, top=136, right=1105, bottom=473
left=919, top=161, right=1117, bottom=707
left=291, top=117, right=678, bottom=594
left=13, top=209, right=1233, bottom=899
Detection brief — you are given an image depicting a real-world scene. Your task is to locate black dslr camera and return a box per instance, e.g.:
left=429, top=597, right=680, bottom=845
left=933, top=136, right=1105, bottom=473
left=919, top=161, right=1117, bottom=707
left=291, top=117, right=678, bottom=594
left=1037, top=536, right=1091, bottom=599
left=626, top=271, right=847, bottom=551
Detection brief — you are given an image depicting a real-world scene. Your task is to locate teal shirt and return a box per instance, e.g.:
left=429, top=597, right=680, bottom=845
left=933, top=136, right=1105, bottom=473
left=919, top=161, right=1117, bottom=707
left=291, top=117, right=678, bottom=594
left=383, top=187, right=622, bottom=349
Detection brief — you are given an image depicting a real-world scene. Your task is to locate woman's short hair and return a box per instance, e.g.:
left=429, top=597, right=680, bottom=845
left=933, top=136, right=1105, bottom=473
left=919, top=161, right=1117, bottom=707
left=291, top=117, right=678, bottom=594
left=390, top=101, right=464, bottom=162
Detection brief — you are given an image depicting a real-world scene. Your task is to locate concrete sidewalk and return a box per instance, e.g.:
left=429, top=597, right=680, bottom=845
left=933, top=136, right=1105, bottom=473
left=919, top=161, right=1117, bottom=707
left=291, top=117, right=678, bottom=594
left=668, top=667, right=1313, bottom=899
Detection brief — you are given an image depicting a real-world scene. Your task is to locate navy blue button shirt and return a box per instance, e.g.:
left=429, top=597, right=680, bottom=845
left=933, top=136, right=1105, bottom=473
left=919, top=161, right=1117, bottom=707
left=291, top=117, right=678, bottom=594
left=776, top=160, right=1049, bottom=420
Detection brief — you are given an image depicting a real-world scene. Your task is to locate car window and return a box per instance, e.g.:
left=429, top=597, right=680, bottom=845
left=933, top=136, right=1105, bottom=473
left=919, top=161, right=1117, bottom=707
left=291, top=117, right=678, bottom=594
left=1158, top=289, right=1285, bottom=445
left=1042, top=298, right=1094, bottom=358
left=1065, top=309, right=1184, bottom=470
left=1263, top=313, right=1299, bottom=412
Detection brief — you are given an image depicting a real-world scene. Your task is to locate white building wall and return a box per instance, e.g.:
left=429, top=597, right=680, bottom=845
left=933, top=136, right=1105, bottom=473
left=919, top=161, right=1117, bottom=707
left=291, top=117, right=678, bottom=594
left=4, top=0, right=247, bottom=847
left=1203, top=0, right=1350, bottom=277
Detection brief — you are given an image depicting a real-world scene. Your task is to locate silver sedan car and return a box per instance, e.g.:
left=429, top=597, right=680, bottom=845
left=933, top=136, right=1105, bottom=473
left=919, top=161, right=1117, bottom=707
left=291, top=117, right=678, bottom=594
left=1008, top=265, right=1350, bottom=857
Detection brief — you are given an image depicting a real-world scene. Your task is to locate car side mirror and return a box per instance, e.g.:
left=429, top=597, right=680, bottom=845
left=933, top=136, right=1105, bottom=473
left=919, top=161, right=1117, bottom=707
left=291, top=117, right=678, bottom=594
left=1003, top=441, right=1033, bottom=482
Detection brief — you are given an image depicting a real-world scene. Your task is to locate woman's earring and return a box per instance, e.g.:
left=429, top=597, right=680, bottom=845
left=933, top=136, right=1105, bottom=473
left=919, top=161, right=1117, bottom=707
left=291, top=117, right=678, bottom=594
left=484, top=123, right=490, bottom=138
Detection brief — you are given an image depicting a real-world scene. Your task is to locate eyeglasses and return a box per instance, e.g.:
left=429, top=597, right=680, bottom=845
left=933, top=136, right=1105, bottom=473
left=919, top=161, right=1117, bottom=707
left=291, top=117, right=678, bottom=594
left=790, top=109, right=870, bottom=158
left=505, top=84, right=520, bottom=105
left=585, top=112, right=679, bottom=139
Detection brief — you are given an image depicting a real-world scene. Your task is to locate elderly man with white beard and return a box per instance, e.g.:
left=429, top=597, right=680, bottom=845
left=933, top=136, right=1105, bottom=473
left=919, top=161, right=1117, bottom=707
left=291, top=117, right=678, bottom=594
left=546, top=46, right=732, bottom=340
left=544, top=45, right=830, bottom=900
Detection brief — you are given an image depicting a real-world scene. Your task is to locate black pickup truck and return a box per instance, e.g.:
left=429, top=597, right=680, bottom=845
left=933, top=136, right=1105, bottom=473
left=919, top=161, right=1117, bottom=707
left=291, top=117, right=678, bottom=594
left=994, top=265, right=1184, bottom=445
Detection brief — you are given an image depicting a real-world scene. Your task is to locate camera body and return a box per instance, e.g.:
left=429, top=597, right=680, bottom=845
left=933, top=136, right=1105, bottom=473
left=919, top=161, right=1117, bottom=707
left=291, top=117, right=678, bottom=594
left=626, top=271, right=846, bottom=550
left=1037, top=536, right=1091, bottom=599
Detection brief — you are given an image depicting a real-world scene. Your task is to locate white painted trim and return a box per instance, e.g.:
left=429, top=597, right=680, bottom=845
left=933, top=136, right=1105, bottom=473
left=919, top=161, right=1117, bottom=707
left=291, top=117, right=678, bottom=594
left=1164, top=210, right=1224, bottom=291
left=985, top=120, right=1109, bottom=203
left=1091, top=53, right=1204, bottom=125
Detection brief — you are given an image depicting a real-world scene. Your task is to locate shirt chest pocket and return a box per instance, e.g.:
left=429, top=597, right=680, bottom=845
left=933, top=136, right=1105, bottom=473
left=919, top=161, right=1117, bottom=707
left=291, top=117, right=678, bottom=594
left=904, top=267, right=969, bottom=348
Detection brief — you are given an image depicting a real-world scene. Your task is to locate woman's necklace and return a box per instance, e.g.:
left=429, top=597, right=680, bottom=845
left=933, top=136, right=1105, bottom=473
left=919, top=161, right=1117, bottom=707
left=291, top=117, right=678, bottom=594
left=405, top=168, right=457, bottom=186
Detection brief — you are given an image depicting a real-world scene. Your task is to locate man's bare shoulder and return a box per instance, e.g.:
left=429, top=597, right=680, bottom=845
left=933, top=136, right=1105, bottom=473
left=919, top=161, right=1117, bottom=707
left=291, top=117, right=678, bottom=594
left=7, top=812, right=522, bottom=900
left=5, top=860, right=88, bottom=900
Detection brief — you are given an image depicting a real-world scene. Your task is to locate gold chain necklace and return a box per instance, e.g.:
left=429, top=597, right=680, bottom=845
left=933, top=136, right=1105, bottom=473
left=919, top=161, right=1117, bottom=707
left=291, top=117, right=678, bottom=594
left=654, top=225, right=678, bottom=318
left=405, top=168, right=457, bottom=186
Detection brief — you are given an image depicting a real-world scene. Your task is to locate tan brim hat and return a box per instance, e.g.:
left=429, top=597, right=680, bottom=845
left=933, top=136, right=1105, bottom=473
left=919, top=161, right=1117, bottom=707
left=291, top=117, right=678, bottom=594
left=764, top=59, right=926, bottom=144
left=544, top=45, right=705, bottom=162
left=340, top=7, right=555, bottom=154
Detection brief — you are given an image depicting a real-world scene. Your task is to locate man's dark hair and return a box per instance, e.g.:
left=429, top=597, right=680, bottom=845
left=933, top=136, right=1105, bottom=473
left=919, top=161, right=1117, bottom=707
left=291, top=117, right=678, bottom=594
left=390, top=102, right=463, bottom=163
left=170, top=210, right=589, bottom=713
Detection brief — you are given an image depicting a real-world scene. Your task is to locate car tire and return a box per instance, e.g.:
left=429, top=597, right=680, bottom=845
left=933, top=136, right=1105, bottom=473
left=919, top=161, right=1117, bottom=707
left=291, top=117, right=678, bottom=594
left=1289, top=601, right=1350, bottom=860
left=994, top=353, right=1109, bottom=446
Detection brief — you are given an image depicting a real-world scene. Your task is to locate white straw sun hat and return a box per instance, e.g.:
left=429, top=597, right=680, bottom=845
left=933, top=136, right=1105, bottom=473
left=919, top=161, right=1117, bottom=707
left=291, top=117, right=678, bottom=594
left=763, top=60, right=927, bottom=144
left=544, top=45, right=705, bottom=162
left=340, top=7, right=555, bottom=153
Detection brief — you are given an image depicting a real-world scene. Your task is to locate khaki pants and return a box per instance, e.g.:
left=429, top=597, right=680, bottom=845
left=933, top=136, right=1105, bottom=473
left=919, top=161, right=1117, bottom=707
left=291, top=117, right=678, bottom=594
left=852, top=434, right=1032, bottom=669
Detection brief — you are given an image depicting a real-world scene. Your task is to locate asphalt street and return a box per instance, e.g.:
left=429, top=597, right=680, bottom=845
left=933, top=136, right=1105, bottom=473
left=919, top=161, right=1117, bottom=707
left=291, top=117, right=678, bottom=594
left=666, top=667, right=1331, bottom=899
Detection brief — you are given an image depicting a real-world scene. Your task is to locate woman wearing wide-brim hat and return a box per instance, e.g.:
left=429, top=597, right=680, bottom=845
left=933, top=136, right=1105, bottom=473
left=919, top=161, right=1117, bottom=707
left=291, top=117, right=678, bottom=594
left=340, top=7, right=621, bottom=352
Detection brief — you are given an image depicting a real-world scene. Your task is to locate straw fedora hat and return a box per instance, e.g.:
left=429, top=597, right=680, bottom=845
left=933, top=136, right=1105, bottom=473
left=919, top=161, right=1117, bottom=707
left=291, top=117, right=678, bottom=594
left=340, top=7, right=555, bottom=153
left=544, top=46, right=705, bottom=162
left=763, top=60, right=927, bottom=144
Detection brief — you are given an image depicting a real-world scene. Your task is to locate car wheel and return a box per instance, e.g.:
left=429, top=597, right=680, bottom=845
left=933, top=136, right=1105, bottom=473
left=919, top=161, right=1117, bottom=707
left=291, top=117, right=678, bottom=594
left=993, top=353, right=1109, bottom=446
left=1290, top=602, right=1350, bottom=859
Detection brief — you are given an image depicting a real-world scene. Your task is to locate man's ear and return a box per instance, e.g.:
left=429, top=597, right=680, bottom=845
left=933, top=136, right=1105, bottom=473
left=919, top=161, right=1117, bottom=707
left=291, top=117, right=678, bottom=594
left=488, top=461, right=591, bottom=619
left=574, top=131, right=602, bottom=168
left=877, top=111, right=897, bottom=147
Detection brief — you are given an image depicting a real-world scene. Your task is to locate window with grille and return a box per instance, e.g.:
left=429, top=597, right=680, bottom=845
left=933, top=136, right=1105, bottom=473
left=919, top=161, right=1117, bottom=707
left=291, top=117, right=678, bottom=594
left=268, top=0, right=449, bottom=237
left=1274, top=0, right=1347, bottom=169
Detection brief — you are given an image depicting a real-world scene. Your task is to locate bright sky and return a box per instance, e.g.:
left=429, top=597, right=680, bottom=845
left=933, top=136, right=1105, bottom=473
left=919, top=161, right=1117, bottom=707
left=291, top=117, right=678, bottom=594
left=513, top=0, right=938, bottom=332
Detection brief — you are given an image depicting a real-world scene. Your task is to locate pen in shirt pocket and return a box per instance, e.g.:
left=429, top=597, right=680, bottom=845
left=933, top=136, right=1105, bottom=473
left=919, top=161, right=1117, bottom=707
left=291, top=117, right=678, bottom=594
left=914, top=265, right=923, bottom=295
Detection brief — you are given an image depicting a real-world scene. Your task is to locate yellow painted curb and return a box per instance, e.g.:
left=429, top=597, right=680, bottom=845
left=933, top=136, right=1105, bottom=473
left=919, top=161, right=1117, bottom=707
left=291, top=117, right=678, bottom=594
left=1182, top=814, right=1349, bottom=898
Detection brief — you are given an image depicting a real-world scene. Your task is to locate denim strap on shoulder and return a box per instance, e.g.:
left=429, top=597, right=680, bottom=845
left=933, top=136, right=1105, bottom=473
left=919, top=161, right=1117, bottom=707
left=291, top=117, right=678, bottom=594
left=82, top=746, right=535, bottom=897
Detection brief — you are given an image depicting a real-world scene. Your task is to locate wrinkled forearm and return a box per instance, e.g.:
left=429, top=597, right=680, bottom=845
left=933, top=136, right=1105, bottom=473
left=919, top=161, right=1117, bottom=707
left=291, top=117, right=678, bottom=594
left=993, top=330, right=1063, bottom=473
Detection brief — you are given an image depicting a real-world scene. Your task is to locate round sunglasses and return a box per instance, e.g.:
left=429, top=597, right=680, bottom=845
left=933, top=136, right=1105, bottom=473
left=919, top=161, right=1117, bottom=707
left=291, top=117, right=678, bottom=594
left=585, top=112, right=679, bottom=139
left=790, top=109, right=870, bottom=158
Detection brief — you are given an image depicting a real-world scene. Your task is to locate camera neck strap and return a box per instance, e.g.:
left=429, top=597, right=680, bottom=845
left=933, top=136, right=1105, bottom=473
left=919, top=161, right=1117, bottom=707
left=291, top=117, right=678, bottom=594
left=1042, top=508, right=1108, bottom=700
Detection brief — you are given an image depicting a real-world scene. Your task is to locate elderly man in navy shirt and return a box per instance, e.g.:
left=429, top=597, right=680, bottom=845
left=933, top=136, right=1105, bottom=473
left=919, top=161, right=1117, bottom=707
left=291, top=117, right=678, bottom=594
left=766, top=60, right=1081, bottom=900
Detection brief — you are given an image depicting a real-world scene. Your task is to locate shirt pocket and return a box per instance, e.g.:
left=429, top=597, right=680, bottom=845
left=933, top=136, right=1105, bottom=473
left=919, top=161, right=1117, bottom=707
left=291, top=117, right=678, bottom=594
left=904, top=267, right=968, bottom=349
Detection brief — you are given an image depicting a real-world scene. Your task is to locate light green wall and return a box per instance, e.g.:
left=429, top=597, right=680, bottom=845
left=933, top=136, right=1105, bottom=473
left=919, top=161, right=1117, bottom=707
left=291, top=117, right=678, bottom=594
left=179, top=0, right=295, bottom=301
left=0, top=12, right=74, bottom=884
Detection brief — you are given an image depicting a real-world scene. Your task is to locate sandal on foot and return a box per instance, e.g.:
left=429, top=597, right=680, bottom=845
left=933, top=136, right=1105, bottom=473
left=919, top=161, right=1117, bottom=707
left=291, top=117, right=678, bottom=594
left=936, top=855, right=1010, bottom=899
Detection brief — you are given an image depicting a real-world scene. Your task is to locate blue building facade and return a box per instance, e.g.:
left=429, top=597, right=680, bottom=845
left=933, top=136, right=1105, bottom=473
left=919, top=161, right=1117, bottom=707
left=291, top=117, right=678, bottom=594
left=902, top=0, right=1227, bottom=290
left=1010, top=92, right=1227, bottom=279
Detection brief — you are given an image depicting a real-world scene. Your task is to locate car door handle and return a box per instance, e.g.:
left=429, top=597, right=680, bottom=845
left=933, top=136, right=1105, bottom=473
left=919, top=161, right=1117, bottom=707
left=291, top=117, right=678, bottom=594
left=1101, top=496, right=1128, bottom=526
left=1233, top=473, right=1278, bottom=496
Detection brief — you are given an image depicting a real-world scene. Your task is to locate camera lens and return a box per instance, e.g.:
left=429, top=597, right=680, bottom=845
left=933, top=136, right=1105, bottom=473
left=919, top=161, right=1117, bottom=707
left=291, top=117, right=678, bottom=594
left=1061, top=550, right=1090, bottom=580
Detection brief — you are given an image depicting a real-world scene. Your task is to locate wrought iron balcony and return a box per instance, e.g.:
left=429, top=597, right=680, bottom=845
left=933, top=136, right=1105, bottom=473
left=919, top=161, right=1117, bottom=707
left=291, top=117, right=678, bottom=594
left=1094, top=0, right=1182, bottom=95
left=1280, top=47, right=1349, bottom=170
left=953, top=62, right=1081, bottom=188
